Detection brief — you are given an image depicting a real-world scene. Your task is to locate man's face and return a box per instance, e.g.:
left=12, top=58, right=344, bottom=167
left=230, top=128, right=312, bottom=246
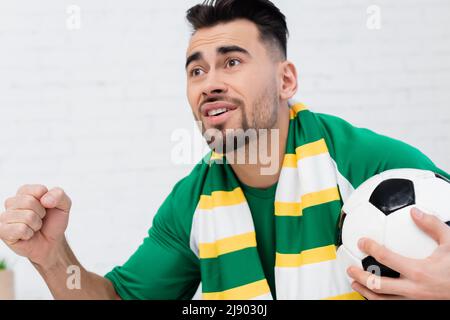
left=186, top=19, right=281, bottom=152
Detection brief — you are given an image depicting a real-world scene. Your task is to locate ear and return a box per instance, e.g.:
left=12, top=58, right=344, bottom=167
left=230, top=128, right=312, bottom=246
left=278, top=61, right=298, bottom=101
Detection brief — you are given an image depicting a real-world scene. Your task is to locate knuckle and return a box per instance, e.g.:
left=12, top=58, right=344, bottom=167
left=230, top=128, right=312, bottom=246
left=17, top=184, right=48, bottom=196
left=52, top=187, right=72, bottom=207
left=410, top=268, right=426, bottom=282
left=51, top=187, right=65, bottom=201
left=24, top=229, right=34, bottom=240
left=35, top=184, right=48, bottom=194
left=30, top=184, right=47, bottom=193
left=15, top=224, right=28, bottom=237
left=29, top=212, right=42, bottom=230
left=17, top=184, right=29, bottom=192
left=17, top=184, right=31, bottom=194
left=18, top=223, right=27, bottom=233
left=52, top=187, right=64, bottom=196
left=36, top=218, right=43, bottom=230
left=23, top=196, right=36, bottom=209
left=23, top=211, right=36, bottom=224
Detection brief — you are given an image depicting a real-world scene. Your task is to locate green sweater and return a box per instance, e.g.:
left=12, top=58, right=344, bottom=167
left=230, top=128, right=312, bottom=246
left=104, top=112, right=449, bottom=300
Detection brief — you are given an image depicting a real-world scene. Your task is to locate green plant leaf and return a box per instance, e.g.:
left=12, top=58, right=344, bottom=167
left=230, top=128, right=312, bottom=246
left=0, top=259, right=7, bottom=270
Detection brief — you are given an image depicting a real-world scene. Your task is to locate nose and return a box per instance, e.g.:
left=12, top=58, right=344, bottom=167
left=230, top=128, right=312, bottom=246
left=202, top=70, right=228, bottom=97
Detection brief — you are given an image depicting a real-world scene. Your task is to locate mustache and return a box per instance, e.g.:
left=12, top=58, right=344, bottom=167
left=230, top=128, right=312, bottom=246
left=200, top=95, right=244, bottom=110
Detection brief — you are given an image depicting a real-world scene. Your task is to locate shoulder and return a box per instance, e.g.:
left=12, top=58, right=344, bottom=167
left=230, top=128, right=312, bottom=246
left=313, top=112, right=438, bottom=187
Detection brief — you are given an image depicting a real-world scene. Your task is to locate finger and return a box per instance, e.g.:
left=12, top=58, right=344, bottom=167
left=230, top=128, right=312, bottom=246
left=4, top=195, right=46, bottom=219
left=411, top=208, right=450, bottom=244
left=0, top=210, right=42, bottom=232
left=40, top=187, right=72, bottom=213
left=16, top=184, right=48, bottom=200
left=0, top=222, right=34, bottom=244
left=351, top=281, right=405, bottom=300
left=347, top=266, right=415, bottom=297
left=358, top=237, right=420, bottom=279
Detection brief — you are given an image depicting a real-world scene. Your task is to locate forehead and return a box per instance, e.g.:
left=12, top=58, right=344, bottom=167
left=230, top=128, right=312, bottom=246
left=186, top=19, right=261, bottom=57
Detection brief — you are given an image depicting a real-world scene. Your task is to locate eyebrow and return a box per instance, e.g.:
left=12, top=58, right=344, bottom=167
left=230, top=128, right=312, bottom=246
left=185, top=52, right=203, bottom=70
left=185, top=45, right=251, bottom=70
left=217, top=45, right=250, bottom=56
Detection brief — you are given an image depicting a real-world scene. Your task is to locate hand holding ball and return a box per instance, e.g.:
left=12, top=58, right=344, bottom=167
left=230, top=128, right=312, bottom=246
left=336, top=169, right=450, bottom=280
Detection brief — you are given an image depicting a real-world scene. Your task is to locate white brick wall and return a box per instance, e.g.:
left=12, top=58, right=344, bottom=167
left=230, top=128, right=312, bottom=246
left=0, top=0, right=448, bottom=299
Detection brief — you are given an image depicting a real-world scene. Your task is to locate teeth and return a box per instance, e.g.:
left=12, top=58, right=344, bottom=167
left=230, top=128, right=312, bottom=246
left=208, top=108, right=228, bottom=116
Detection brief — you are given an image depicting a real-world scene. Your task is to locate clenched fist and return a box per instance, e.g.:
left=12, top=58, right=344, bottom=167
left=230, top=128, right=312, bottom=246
left=0, top=184, right=72, bottom=268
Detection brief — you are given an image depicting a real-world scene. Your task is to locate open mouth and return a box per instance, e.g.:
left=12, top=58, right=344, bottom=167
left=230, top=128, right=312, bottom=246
left=207, top=107, right=229, bottom=117
left=202, top=102, right=238, bottom=118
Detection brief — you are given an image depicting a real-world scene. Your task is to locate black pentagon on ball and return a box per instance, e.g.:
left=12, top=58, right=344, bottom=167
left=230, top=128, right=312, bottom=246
left=362, top=256, right=400, bottom=278
left=369, top=179, right=415, bottom=216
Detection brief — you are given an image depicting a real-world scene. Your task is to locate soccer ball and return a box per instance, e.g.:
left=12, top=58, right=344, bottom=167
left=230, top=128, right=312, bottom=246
left=336, top=168, right=450, bottom=279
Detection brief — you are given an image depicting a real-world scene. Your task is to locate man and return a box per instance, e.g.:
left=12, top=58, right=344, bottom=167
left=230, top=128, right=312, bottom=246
left=0, top=0, right=449, bottom=300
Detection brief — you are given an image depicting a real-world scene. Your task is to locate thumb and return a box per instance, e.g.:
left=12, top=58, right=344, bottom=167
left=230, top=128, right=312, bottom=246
left=40, top=187, right=72, bottom=213
left=411, top=207, right=450, bottom=244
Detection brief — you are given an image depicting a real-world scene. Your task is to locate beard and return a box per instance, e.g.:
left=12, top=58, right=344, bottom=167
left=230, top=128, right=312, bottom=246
left=196, top=82, right=279, bottom=155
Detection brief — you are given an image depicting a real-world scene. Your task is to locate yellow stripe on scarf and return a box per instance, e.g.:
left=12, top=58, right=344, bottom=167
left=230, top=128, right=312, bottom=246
left=202, top=279, right=271, bottom=300
left=289, top=103, right=308, bottom=119
left=198, top=187, right=246, bottom=210
left=296, top=138, right=329, bottom=160
left=282, top=139, right=329, bottom=169
left=275, top=187, right=341, bottom=216
left=199, top=231, right=257, bottom=259
left=282, top=154, right=297, bottom=168
left=275, top=244, right=337, bottom=267
left=324, top=291, right=366, bottom=300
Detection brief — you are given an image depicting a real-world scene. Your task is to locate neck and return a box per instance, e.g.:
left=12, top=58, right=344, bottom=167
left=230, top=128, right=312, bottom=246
left=228, top=103, right=290, bottom=189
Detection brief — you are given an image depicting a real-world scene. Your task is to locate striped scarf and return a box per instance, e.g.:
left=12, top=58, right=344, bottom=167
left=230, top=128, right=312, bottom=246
left=189, top=102, right=364, bottom=300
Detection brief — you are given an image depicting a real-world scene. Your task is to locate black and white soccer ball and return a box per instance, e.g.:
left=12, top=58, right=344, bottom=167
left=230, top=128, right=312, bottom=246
left=336, top=168, right=450, bottom=279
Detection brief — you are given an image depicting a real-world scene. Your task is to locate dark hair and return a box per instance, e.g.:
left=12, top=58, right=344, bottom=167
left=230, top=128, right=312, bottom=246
left=186, top=0, right=289, bottom=59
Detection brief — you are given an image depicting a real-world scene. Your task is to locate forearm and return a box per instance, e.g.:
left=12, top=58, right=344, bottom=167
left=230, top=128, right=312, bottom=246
left=33, top=238, right=120, bottom=300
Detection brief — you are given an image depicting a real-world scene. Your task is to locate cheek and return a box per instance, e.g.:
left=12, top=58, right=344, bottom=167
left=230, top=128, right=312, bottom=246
left=235, top=76, right=267, bottom=108
left=187, top=85, right=199, bottom=113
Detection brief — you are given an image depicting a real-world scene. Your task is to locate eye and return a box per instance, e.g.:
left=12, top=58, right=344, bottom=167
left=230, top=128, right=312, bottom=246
left=226, top=58, right=241, bottom=68
left=190, top=68, right=205, bottom=77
